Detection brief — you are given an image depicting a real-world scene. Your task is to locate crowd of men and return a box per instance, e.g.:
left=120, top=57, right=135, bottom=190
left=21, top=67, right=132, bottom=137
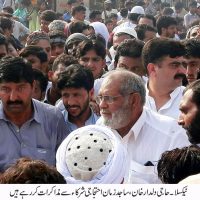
left=0, top=0, right=200, bottom=184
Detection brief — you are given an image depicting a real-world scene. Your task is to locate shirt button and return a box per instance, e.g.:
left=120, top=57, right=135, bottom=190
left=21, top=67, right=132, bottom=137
left=21, top=143, right=26, bottom=147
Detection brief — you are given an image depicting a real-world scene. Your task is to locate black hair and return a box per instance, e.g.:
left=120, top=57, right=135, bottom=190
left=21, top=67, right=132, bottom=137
left=156, top=16, right=177, bottom=35
left=120, top=8, right=128, bottom=18
left=183, top=39, right=200, bottom=59
left=19, top=45, right=48, bottom=63
left=0, top=16, right=13, bottom=31
left=142, top=38, right=185, bottom=71
left=57, top=64, right=94, bottom=91
left=52, top=53, right=78, bottom=71
left=76, top=39, right=106, bottom=59
left=138, top=14, right=156, bottom=27
left=69, top=21, right=88, bottom=34
left=87, top=33, right=106, bottom=48
left=135, top=24, right=157, bottom=41
left=109, top=13, right=118, bottom=19
left=33, top=68, right=48, bottom=92
left=157, top=145, right=200, bottom=183
left=115, top=39, right=144, bottom=63
left=128, top=13, right=141, bottom=22
left=162, top=7, right=174, bottom=16
left=40, top=10, right=57, bottom=22
left=0, top=56, right=34, bottom=84
left=71, top=5, right=86, bottom=16
left=89, top=10, right=101, bottom=21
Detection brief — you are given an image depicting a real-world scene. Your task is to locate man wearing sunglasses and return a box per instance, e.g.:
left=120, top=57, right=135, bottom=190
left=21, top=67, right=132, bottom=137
left=96, top=69, right=189, bottom=184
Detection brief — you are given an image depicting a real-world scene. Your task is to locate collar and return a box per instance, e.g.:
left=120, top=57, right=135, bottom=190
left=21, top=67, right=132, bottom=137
left=123, top=108, right=146, bottom=142
left=62, top=107, right=97, bottom=125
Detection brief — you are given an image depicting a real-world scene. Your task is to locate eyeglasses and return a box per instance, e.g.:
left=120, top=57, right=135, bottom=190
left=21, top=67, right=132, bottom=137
left=96, top=93, right=134, bottom=104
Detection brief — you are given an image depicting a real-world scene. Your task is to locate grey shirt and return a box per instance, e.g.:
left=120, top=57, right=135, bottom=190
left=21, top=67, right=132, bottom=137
left=0, top=99, right=69, bottom=172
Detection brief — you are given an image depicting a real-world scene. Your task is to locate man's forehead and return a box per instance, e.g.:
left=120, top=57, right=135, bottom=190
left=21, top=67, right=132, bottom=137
left=62, top=87, right=86, bottom=92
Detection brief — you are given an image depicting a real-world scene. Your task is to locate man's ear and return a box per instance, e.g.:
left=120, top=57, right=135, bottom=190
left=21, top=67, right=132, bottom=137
left=129, top=93, right=141, bottom=109
left=147, top=63, right=156, bottom=75
left=89, top=88, right=94, bottom=100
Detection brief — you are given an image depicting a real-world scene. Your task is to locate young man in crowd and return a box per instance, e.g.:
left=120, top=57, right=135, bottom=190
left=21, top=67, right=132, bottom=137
left=76, top=39, right=106, bottom=80
left=57, top=64, right=99, bottom=132
left=183, top=39, right=200, bottom=85
left=19, top=45, right=49, bottom=75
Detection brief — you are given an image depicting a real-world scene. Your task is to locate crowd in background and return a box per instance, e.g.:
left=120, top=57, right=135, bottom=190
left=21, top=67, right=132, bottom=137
left=0, top=0, right=200, bottom=184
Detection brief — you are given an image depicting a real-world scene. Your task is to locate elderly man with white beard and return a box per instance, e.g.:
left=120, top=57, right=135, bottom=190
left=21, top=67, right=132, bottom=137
left=96, top=69, right=190, bottom=184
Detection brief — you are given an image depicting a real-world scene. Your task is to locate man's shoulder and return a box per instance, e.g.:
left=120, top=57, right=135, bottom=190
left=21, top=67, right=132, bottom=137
left=144, top=107, right=182, bottom=134
left=33, top=99, right=62, bottom=117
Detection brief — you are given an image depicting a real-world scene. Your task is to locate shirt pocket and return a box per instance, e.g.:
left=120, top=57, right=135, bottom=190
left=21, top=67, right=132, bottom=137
left=127, top=160, right=161, bottom=184
left=21, top=144, right=55, bottom=166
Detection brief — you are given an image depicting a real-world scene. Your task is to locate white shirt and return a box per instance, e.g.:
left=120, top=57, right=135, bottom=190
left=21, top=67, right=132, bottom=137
left=13, top=20, right=30, bottom=40
left=145, top=85, right=185, bottom=119
left=97, top=107, right=190, bottom=183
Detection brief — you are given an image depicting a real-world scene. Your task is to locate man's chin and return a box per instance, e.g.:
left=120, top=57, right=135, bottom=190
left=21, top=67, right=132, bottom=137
left=7, top=105, right=23, bottom=113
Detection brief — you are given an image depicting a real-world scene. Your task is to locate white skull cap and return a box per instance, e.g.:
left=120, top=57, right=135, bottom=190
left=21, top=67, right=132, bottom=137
left=66, top=129, right=113, bottom=181
left=131, top=6, right=145, bottom=14
left=56, top=125, right=127, bottom=184
left=114, top=27, right=138, bottom=39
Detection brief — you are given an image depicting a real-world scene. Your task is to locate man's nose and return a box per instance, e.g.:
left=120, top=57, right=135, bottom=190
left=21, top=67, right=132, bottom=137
left=9, top=90, right=18, bottom=101
left=178, top=116, right=184, bottom=126
left=178, top=64, right=187, bottom=74
left=98, top=97, right=108, bottom=109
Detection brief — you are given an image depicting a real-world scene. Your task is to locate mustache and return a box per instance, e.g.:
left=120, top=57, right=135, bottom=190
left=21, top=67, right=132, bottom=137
left=7, top=100, right=23, bottom=105
left=174, top=73, right=186, bottom=80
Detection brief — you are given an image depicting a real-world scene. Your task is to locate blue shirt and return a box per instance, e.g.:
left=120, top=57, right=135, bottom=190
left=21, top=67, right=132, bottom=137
left=62, top=109, right=99, bottom=133
left=63, top=12, right=72, bottom=22
left=0, top=99, right=69, bottom=172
